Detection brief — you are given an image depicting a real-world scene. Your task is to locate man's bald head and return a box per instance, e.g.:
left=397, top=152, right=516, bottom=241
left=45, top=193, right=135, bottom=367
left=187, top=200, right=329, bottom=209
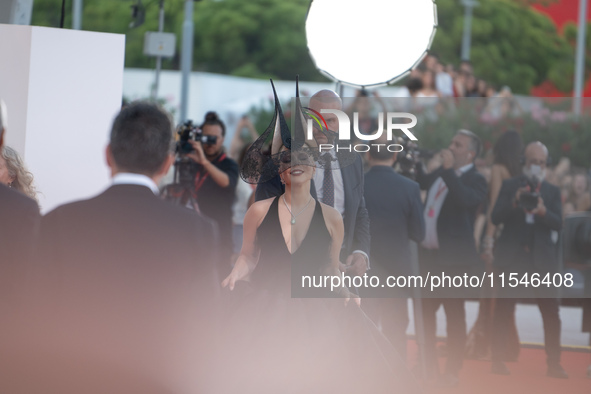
left=308, top=90, right=342, bottom=144
left=309, top=90, right=342, bottom=111
left=524, top=141, right=548, bottom=167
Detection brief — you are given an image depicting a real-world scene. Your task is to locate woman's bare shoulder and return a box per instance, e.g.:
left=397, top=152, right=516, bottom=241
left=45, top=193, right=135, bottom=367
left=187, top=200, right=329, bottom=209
left=492, top=163, right=511, bottom=179
left=246, top=197, right=275, bottom=223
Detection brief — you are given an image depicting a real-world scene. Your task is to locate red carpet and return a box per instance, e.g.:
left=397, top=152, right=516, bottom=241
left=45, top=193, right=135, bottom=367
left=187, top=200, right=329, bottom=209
left=407, top=340, right=591, bottom=394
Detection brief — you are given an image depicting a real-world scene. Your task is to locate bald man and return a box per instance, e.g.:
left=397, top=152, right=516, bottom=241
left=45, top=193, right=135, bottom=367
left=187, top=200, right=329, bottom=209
left=491, top=141, right=567, bottom=378
left=256, top=89, right=371, bottom=277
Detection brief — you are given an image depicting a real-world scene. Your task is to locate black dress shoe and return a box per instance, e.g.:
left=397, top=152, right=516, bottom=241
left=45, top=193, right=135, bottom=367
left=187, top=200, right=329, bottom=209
left=491, top=361, right=510, bottom=375
left=547, top=365, right=568, bottom=379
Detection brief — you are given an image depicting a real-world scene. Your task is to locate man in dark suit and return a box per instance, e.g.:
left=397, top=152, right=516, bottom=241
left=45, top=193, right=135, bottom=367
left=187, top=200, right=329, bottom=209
left=490, top=141, right=567, bottom=378
left=416, top=129, right=487, bottom=386
left=363, top=139, right=425, bottom=360
left=256, top=90, right=370, bottom=276
left=0, top=99, right=41, bottom=333
left=27, top=102, right=219, bottom=393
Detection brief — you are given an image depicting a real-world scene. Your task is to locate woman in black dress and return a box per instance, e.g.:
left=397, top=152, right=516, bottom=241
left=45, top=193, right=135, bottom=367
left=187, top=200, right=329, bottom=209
left=220, top=80, right=421, bottom=394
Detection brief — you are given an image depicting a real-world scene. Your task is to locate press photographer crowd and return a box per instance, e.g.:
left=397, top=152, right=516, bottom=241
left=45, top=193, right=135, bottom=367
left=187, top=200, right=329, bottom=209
left=1, top=75, right=591, bottom=393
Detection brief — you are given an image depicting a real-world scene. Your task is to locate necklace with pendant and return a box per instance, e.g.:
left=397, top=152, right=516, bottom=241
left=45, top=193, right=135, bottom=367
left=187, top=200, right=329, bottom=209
left=282, top=195, right=313, bottom=225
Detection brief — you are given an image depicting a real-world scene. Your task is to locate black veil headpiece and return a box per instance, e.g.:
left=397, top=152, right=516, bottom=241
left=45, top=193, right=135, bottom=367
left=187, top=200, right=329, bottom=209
left=240, top=77, right=357, bottom=184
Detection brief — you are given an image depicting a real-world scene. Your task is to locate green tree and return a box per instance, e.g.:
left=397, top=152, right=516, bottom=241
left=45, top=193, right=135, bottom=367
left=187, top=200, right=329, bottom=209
left=30, top=0, right=323, bottom=80
left=562, top=21, right=591, bottom=90
left=431, top=0, right=573, bottom=94
left=31, top=0, right=184, bottom=70
left=30, top=0, right=579, bottom=92
left=192, top=0, right=323, bottom=81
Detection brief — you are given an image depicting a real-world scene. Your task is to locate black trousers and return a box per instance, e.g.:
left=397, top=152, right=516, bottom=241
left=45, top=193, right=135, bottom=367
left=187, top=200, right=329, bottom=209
left=492, top=297, right=561, bottom=367
left=418, top=298, right=466, bottom=377
left=417, top=248, right=470, bottom=377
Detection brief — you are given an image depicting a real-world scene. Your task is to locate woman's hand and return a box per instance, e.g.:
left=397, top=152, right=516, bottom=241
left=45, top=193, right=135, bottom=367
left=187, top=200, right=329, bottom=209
left=481, top=248, right=494, bottom=265
left=331, top=279, right=360, bottom=307
left=344, top=293, right=361, bottom=307
left=221, top=257, right=252, bottom=291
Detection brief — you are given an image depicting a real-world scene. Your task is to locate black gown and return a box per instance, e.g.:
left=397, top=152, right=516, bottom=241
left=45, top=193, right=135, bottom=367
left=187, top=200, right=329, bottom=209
left=221, top=197, right=421, bottom=394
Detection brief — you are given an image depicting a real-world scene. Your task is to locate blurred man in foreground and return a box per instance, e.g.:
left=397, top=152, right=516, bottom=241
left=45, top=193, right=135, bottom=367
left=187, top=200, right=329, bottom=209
left=25, top=102, right=219, bottom=393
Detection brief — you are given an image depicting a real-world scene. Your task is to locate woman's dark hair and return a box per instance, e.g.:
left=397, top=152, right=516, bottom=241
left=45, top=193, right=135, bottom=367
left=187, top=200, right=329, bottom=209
left=493, top=130, right=523, bottom=177
left=200, top=111, right=226, bottom=137
left=406, top=77, right=423, bottom=95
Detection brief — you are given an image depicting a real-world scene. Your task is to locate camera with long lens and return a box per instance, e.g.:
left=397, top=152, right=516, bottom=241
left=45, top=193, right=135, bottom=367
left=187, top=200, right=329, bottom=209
left=176, top=120, right=218, bottom=154
left=163, top=120, right=220, bottom=205
left=518, top=178, right=540, bottom=211
left=394, top=136, right=436, bottom=180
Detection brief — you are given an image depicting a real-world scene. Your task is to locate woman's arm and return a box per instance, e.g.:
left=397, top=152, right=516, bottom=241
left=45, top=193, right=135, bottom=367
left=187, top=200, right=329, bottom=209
left=229, top=117, right=259, bottom=160
left=481, top=165, right=507, bottom=263
left=321, top=204, right=359, bottom=305
left=484, top=165, right=505, bottom=239
left=324, top=204, right=345, bottom=276
left=221, top=199, right=270, bottom=290
left=579, top=193, right=591, bottom=212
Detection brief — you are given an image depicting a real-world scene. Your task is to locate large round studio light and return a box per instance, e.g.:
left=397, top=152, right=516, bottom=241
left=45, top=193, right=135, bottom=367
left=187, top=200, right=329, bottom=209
left=306, top=0, right=437, bottom=87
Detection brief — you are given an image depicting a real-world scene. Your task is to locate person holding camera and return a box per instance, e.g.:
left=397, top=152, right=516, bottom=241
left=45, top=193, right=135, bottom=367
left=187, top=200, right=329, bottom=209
left=490, top=141, right=567, bottom=378
left=415, top=129, right=487, bottom=387
left=187, top=111, right=239, bottom=276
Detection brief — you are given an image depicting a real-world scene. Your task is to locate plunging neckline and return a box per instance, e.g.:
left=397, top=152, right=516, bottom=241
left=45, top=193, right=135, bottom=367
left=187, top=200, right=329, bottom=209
left=277, top=196, right=318, bottom=255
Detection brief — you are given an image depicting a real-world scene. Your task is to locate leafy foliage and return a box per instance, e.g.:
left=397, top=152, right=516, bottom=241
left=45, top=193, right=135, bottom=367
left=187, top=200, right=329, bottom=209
left=430, top=0, right=573, bottom=94
left=30, top=0, right=582, bottom=92
left=192, top=0, right=321, bottom=80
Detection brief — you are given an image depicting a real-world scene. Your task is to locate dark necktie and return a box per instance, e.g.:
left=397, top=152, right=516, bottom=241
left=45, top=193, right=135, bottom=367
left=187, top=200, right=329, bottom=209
left=321, top=153, right=334, bottom=207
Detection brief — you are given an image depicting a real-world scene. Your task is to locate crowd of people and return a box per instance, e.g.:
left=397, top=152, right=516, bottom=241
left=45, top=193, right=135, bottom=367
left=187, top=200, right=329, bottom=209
left=408, top=55, right=499, bottom=99
left=1, top=73, right=590, bottom=393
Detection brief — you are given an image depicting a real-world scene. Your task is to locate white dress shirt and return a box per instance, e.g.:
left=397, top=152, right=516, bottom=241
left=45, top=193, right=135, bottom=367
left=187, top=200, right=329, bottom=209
left=436, top=72, right=454, bottom=97
left=422, top=163, right=473, bottom=249
left=112, top=173, right=160, bottom=195
left=313, top=150, right=345, bottom=217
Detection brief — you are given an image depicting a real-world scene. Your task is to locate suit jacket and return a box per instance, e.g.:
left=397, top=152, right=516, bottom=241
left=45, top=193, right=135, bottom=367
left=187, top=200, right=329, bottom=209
left=29, top=184, right=219, bottom=389
left=0, top=184, right=40, bottom=318
left=417, top=165, right=487, bottom=269
left=491, top=176, right=562, bottom=272
left=255, top=153, right=370, bottom=257
left=364, top=166, right=425, bottom=277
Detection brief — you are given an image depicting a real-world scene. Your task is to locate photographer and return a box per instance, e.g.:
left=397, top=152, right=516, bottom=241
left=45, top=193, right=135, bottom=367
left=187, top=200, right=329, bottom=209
left=187, top=112, right=239, bottom=275
left=490, top=141, right=567, bottom=378
left=415, top=129, right=487, bottom=386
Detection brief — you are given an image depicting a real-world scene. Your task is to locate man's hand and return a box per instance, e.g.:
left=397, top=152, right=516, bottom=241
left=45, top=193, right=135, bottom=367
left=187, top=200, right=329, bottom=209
left=344, top=252, right=368, bottom=277
left=187, top=140, right=208, bottom=166
left=440, top=149, right=454, bottom=170
left=531, top=196, right=547, bottom=217
left=513, top=186, right=529, bottom=207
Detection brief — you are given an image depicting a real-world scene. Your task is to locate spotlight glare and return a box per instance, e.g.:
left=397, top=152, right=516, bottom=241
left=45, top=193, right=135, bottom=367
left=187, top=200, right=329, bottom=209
left=306, top=0, right=437, bottom=87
